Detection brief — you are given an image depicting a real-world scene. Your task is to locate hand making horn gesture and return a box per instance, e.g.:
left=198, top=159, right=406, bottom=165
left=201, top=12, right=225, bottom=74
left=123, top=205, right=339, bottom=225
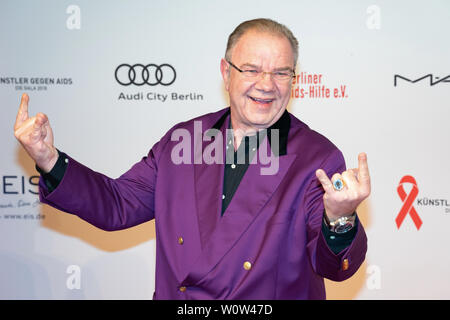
left=13, top=93, right=59, bottom=173
left=315, top=153, right=371, bottom=220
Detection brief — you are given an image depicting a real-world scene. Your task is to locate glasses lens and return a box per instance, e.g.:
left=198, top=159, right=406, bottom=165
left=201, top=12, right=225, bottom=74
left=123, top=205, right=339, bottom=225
left=273, top=72, right=293, bottom=81
left=242, top=70, right=260, bottom=77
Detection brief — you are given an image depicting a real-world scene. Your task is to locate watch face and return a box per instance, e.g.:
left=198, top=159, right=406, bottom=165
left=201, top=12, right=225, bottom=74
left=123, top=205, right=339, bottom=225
left=335, top=222, right=353, bottom=234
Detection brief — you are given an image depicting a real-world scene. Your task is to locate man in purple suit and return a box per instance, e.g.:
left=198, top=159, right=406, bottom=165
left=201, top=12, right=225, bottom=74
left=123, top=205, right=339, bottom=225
left=14, top=18, right=370, bottom=299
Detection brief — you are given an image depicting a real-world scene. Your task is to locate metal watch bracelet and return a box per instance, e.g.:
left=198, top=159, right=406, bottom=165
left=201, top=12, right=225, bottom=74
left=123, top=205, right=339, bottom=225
left=323, top=212, right=356, bottom=234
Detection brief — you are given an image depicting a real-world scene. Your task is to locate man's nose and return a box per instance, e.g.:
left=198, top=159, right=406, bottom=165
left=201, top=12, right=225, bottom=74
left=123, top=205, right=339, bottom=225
left=254, top=72, right=276, bottom=91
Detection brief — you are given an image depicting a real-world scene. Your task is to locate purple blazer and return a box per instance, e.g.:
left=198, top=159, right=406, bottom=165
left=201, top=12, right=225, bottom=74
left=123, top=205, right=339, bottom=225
left=39, top=108, right=367, bottom=299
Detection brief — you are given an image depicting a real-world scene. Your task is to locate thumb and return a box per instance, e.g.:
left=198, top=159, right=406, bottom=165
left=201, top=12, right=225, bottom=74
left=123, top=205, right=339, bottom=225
left=30, top=113, right=48, bottom=141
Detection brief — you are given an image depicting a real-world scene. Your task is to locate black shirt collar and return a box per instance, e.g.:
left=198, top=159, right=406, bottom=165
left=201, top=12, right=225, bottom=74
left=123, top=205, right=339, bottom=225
left=210, top=108, right=290, bottom=156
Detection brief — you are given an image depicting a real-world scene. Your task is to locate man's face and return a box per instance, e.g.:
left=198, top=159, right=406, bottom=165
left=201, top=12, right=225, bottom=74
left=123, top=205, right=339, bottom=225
left=221, top=30, right=294, bottom=132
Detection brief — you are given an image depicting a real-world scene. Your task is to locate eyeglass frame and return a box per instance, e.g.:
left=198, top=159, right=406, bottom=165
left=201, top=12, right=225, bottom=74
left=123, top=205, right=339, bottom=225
left=226, top=60, right=296, bottom=81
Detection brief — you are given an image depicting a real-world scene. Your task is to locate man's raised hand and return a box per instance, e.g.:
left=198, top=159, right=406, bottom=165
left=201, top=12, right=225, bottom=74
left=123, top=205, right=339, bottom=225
left=315, top=153, right=371, bottom=220
left=14, top=93, right=58, bottom=173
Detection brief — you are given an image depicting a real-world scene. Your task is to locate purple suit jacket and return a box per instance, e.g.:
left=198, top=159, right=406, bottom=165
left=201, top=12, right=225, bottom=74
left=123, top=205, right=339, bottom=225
left=39, top=108, right=367, bottom=299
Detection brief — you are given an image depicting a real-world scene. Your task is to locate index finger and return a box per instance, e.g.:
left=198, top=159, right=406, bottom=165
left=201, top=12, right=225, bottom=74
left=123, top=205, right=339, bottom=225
left=14, top=93, right=29, bottom=131
left=357, top=152, right=370, bottom=184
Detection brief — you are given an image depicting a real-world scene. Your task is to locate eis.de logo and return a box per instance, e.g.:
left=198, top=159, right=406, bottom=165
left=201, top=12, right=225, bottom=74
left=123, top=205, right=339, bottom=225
left=396, top=175, right=423, bottom=230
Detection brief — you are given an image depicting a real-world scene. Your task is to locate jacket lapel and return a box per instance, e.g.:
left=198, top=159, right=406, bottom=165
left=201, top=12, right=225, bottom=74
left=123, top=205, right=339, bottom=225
left=186, top=130, right=296, bottom=285
left=193, top=111, right=229, bottom=250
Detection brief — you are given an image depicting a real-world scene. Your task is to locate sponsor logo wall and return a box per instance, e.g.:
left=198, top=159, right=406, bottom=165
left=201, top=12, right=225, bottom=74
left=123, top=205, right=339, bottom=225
left=1, top=0, right=449, bottom=299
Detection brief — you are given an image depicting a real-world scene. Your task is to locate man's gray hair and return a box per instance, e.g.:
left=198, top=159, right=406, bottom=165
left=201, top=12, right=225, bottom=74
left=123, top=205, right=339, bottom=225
left=225, top=18, right=299, bottom=67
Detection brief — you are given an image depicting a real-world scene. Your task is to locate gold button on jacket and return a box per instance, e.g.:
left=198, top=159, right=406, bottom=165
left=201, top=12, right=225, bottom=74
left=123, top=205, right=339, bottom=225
left=342, top=259, right=349, bottom=271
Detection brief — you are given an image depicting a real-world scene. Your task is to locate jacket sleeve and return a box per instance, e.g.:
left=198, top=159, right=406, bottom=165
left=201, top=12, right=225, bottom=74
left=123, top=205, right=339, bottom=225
left=304, top=149, right=368, bottom=281
left=38, top=141, right=162, bottom=231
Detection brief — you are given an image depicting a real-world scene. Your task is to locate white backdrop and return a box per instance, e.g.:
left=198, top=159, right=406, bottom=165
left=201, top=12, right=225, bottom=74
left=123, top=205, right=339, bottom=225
left=1, top=0, right=450, bottom=299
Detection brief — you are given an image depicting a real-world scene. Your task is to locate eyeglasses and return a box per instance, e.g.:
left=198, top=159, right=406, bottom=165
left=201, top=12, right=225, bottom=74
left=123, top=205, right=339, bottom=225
left=226, top=60, right=295, bottom=82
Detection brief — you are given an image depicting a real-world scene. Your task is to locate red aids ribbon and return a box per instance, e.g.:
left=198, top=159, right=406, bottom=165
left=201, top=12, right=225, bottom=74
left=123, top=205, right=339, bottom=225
left=396, top=175, right=422, bottom=230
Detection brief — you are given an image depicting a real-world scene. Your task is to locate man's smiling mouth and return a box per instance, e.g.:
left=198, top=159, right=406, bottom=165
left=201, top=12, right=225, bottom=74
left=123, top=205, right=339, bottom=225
left=248, top=96, right=275, bottom=104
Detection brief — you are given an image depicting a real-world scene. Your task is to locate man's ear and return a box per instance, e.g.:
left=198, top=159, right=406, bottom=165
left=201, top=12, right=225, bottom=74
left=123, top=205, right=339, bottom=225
left=220, top=58, right=230, bottom=92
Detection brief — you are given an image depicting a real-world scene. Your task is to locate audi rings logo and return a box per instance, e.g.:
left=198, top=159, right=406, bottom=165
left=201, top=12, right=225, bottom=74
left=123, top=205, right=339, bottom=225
left=115, top=63, right=176, bottom=86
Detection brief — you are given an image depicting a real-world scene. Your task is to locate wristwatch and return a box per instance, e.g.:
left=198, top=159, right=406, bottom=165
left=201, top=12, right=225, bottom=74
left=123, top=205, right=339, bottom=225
left=324, top=212, right=356, bottom=234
